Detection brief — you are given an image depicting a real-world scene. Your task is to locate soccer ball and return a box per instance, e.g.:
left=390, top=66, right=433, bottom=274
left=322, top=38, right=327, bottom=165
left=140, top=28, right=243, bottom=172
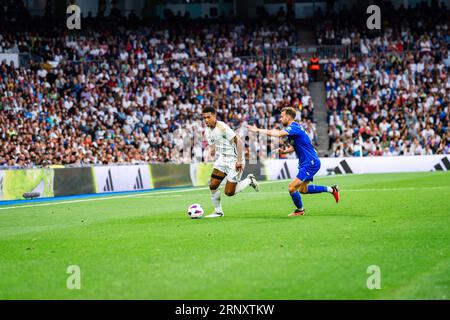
left=187, top=204, right=204, bottom=219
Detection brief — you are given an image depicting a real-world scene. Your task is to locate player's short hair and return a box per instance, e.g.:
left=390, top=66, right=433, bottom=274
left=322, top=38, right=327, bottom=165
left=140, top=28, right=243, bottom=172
left=202, top=106, right=216, bottom=114
left=281, top=107, right=297, bottom=119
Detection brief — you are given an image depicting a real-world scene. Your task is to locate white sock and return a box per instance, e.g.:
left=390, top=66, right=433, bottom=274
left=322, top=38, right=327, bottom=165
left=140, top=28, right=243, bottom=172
left=327, top=186, right=333, bottom=193
left=211, top=189, right=222, bottom=213
left=235, top=177, right=251, bottom=194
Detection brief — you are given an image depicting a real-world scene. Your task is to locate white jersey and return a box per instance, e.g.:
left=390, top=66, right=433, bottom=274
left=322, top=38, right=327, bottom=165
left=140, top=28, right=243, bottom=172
left=205, top=121, right=243, bottom=162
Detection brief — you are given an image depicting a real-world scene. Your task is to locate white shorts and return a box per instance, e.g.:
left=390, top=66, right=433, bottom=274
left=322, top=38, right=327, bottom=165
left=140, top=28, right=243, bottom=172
left=213, top=157, right=245, bottom=183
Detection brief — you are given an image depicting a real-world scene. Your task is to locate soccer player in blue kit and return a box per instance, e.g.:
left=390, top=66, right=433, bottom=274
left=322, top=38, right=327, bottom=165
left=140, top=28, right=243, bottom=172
left=248, top=107, right=339, bottom=217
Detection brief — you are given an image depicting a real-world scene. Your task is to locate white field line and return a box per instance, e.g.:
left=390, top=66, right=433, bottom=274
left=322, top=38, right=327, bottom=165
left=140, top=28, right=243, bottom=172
left=0, top=180, right=284, bottom=211
left=0, top=188, right=208, bottom=211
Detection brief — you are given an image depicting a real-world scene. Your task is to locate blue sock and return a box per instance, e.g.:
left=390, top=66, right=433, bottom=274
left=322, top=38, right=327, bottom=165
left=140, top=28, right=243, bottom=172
left=290, top=191, right=303, bottom=209
left=307, top=185, right=329, bottom=194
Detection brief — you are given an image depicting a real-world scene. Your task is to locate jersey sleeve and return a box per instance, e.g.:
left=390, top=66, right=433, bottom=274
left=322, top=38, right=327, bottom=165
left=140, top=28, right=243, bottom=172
left=283, top=124, right=295, bottom=137
left=284, top=123, right=306, bottom=140
left=223, top=123, right=236, bottom=141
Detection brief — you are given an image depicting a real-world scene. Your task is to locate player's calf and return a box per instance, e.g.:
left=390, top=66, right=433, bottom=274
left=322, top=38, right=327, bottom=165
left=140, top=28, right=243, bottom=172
left=288, top=179, right=304, bottom=215
left=209, top=170, right=226, bottom=214
left=298, top=183, right=308, bottom=194
left=224, top=174, right=258, bottom=197
left=303, top=184, right=340, bottom=203
left=304, top=185, right=331, bottom=194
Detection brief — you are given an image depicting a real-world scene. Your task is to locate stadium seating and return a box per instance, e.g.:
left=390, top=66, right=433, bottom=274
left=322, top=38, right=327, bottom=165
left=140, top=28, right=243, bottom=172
left=0, top=4, right=448, bottom=167
left=0, top=17, right=317, bottom=166
left=322, top=4, right=449, bottom=157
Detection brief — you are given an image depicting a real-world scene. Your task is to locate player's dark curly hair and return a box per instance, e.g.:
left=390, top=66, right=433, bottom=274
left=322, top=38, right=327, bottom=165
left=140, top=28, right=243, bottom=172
left=202, top=106, right=216, bottom=114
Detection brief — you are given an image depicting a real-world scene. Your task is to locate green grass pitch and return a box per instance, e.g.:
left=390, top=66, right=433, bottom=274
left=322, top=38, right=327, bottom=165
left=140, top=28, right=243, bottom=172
left=0, top=172, right=449, bottom=299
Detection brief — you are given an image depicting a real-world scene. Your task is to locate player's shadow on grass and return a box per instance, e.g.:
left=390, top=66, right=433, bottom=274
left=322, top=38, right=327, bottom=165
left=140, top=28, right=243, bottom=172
left=311, top=213, right=368, bottom=218
left=230, top=215, right=297, bottom=220
left=234, top=212, right=368, bottom=219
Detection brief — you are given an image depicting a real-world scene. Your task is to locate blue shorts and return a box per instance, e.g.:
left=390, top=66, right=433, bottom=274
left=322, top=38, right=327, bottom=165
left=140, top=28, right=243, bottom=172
left=296, top=160, right=321, bottom=182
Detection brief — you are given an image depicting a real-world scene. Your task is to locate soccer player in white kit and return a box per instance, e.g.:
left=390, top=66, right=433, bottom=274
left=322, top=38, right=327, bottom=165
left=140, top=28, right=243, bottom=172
left=202, top=107, right=259, bottom=218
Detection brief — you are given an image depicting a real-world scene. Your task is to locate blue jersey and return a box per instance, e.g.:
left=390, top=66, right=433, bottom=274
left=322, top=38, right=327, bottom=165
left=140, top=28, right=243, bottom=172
left=283, top=122, right=320, bottom=167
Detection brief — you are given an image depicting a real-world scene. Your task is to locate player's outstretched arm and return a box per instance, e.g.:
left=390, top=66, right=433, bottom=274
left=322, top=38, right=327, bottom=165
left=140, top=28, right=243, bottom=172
left=233, top=136, right=244, bottom=172
left=247, top=124, right=288, bottom=137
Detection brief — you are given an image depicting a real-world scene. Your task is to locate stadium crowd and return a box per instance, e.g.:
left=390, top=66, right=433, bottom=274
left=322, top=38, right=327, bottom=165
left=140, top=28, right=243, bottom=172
left=0, top=2, right=449, bottom=167
left=0, top=17, right=315, bottom=167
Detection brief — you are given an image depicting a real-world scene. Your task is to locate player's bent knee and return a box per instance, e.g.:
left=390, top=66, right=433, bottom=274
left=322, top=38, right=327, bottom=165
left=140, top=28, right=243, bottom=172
left=288, top=185, right=298, bottom=194
left=224, top=189, right=235, bottom=197
left=299, top=185, right=308, bottom=194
